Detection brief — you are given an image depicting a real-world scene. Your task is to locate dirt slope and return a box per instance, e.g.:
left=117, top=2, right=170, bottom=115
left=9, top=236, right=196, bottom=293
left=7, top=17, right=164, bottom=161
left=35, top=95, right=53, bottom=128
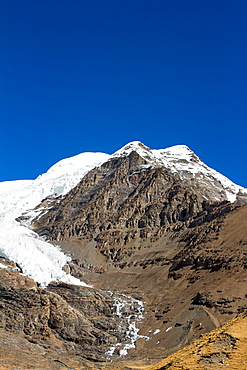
left=130, top=310, right=247, bottom=370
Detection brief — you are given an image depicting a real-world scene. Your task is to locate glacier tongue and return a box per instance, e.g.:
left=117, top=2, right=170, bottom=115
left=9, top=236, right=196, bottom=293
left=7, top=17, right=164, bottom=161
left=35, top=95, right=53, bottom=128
left=0, top=152, right=110, bottom=286
left=0, top=219, right=83, bottom=287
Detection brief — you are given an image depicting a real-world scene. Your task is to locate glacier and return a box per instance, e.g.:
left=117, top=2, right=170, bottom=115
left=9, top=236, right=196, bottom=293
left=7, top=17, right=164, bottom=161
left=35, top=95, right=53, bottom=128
left=0, top=152, right=110, bottom=286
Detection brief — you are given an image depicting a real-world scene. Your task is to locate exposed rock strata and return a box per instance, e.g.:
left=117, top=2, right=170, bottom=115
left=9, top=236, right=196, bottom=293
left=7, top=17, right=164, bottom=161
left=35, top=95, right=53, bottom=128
left=0, top=269, right=137, bottom=364
left=32, top=151, right=226, bottom=266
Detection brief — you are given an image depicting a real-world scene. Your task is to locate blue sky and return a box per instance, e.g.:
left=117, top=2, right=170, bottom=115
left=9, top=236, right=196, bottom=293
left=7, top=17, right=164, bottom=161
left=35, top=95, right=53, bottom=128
left=1, top=0, right=247, bottom=187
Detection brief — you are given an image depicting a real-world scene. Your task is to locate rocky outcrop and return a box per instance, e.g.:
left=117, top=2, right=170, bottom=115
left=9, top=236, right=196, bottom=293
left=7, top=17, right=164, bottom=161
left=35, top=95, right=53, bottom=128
left=0, top=269, right=137, bottom=363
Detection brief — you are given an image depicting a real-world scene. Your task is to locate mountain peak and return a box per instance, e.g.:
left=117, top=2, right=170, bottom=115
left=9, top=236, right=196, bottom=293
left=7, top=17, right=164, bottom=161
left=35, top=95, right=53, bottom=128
left=111, top=141, right=247, bottom=202
left=112, top=141, right=152, bottom=158
left=152, top=144, right=201, bottom=165
left=112, top=141, right=196, bottom=164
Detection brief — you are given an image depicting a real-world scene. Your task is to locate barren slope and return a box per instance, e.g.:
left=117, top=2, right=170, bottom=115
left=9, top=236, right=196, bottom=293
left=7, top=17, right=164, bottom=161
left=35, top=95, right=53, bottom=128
left=129, top=310, right=247, bottom=370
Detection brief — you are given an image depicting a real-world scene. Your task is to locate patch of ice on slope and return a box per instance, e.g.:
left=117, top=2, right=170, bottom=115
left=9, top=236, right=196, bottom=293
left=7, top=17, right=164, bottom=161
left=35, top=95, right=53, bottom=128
left=105, top=293, right=149, bottom=359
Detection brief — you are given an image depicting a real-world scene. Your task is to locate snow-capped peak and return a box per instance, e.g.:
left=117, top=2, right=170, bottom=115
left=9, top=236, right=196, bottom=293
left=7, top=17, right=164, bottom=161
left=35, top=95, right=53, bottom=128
left=40, top=152, right=110, bottom=181
left=112, top=141, right=152, bottom=158
left=112, top=141, right=198, bottom=166
left=112, top=142, right=247, bottom=202
left=154, top=144, right=199, bottom=161
left=153, top=145, right=247, bottom=201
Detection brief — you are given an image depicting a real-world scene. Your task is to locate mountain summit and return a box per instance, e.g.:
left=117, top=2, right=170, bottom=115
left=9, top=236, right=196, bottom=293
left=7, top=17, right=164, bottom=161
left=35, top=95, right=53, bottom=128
left=113, top=141, right=247, bottom=202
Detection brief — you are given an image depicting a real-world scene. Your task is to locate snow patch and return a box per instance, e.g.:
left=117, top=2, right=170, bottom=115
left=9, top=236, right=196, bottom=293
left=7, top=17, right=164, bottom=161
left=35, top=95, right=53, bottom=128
left=153, top=329, right=161, bottom=335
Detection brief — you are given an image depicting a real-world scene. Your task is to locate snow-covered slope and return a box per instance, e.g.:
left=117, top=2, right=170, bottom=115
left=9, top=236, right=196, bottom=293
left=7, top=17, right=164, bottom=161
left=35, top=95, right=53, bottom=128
left=0, top=152, right=110, bottom=286
left=0, top=152, right=110, bottom=215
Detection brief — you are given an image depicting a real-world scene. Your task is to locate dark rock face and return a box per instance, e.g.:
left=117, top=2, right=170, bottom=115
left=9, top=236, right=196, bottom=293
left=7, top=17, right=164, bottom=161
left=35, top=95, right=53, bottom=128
left=192, top=292, right=214, bottom=308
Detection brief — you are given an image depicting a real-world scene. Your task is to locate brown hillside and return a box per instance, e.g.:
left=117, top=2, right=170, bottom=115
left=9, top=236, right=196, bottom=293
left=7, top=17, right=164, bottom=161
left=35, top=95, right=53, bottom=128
left=129, top=310, right=247, bottom=370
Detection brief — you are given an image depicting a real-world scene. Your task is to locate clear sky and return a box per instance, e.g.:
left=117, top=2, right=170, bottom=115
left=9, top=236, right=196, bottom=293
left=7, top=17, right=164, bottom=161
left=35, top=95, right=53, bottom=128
left=1, top=0, right=247, bottom=187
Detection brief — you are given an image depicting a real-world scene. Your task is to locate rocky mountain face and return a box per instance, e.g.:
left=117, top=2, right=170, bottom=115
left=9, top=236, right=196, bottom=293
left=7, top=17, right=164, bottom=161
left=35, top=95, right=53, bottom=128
left=30, top=143, right=246, bottom=268
left=2, top=141, right=247, bottom=369
left=0, top=259, right=147, bottom=369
